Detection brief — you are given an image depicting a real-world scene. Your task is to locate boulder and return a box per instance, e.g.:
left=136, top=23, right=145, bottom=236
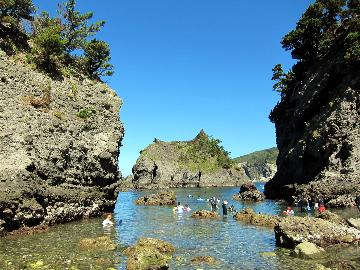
left=123, top=237, right=175, bottom=270
left=293, top=241, right=325, bottom=259
left=233, top=183, right=265, bottom=202
left=233, top=208, right=282, bottom=228
left=315, top=210, right=347, bottom=225
left=78, top=236, right=117, bottom=251
left=274, top=216, right=360, bottom=248
left=347, top=218, right=360, bottom=230
left=190, top=256, right=218, bottom=265
left=135, top=191, right=176, bottom=206
left=191, top=210, right=220, bottom=219
left=239, top=183, right=257, bottom=193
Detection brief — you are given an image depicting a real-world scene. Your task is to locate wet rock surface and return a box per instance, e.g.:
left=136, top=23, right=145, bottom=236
left=191, top=210, right=221, bottom=219
left=135, top=191, right=176, bottom=206
left=190, top=255, right=218, bottom=265
left=233, top=183, right=265, bottom=202
left=293, top=241, right=325, bottom=259
left=78, top=236, right=117, bottom=251
left=0, top=52, right=124, bottom=234
left=275, top=216, right=360, bottom=248
left=347, top=218, right=360, bottom=230
left=233, top=208, right=282, bottom=228
left=123, top=237, right=175, bottom=270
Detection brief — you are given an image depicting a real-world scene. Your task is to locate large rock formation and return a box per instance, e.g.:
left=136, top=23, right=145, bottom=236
left=265, top=34, right=360, bottom=205
left=131, top=130, right=248, bottom=189
left=233, top=147, right=278, bottom=182
left=0, top=51, right=124, bottom=234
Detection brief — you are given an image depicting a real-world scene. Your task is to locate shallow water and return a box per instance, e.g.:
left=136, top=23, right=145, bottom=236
left=0, top=185, right=359, bottom=269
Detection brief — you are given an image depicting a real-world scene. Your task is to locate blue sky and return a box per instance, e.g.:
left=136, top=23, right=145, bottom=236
left=34, top=0, right=313, bottom=176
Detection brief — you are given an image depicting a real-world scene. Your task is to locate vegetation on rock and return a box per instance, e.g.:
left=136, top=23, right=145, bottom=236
left=1, top=0, right=113, bottom=80
left=270, top=0, right=359, bottom=121
left=233, top=147, right=278, bottom=166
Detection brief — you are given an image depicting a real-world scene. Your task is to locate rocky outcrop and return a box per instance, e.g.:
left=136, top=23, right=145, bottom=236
left=190, top=256, right=218, bottom=265
left=123, top=237, right=175, bottom=270
left=265, top=35, right=360, bottom=206
left=135, top=191, right=176, bottom=206
left=0, top=52, right=124, bottom=234
left=191, top=210, right=220, bottom=219
left=132, top=130, right=248, bottom=189
left=78, top=236, right=117, bottom=251
left=233, top=147, right=278, bottom=182
left=232, top=183, right=265, bottom=202
left=274, top=216, right=360, bottom=248
left=347, top=218, right=360, bottom=230
left=233, top=208, right=282, bottom=228
left=293, top=241, right=325, bottom=259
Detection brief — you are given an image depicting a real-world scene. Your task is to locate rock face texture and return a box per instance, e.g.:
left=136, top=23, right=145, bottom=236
left=265, top=43, right=360, bottom=205
left=0, top=52, right=124, bottom=234
left=232, top=183, right=265, bottom=202
left=123, top=237, right=175, bottom=270
left=233, top=147, right=278, bottom=182
left=132, top=130, right=248, bottom=189
left=135, top=191, right=176, bottom=206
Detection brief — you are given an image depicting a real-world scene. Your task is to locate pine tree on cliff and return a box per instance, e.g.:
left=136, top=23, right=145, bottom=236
left=0, top=0, right=35, bottom=54
left=270, top=0, right=360, bottom=122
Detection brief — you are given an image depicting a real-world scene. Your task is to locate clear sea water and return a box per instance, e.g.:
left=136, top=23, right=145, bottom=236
left=0, top=184, right=359, bottom=270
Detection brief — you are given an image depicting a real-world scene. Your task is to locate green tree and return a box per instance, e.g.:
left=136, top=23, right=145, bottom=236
left=281, top=0, right=346, bottom=62
left=0, top=0, right=35, bottom=54
left=0, top=0, right=35, bottom=24
left=30, top=12, right=65, bottom=74
left=83, top=39, right=114, bottom=79
left=58, top=0, right=105, bottom=53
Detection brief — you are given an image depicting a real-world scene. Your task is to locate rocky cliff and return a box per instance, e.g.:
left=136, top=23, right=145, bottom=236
left=233, top=147, right=278, bottom=182
left=265, top=42, right=360, bottom=206
left=131, top=130, right=248, bottom=189
left=0, top=51, right=124, bottom=234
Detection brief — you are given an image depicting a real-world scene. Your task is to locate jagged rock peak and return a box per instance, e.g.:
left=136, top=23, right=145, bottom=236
left=193, top=129, right=209, bottom=141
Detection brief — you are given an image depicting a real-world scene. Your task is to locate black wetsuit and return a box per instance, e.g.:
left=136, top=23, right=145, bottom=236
left=222, top=203, right=228, bottom=216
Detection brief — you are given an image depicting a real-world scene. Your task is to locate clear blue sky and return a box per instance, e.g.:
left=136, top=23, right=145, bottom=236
left=34, top=0, right=313, bottom=176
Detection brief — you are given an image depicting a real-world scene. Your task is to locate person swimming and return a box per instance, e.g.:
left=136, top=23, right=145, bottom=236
left=102, top=214, right=114, bottom=227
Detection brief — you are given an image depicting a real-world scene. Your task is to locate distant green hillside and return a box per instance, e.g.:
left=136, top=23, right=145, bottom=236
left=234, top=147, right=278, bottom=166
left=233, top=147, right=278, bottom=182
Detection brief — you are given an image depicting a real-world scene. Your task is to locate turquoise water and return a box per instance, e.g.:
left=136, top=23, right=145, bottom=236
left=0, top=185, right=359, bottom=269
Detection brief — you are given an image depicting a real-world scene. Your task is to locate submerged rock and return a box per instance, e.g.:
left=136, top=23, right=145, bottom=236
left=78, top=236, right=117, bottom=251
left=274, top=216, right=360, bottom=248
left=233, top=183, right=265, bottom=202
left=135, top=191, right=176, bottom=206
left=190, top=256, right=218, bottom=265
left=233, top=208, right=282, bottom=228
left=191, top=210, right=220, bottom=219
left=293, top=241, right=325, bottom=259
left=123, top=237, right=175, bottom=270
left=0, top=53, right=124, bottom=234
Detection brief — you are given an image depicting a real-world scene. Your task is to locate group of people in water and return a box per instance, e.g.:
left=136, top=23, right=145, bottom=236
left=174, top=195, right=236, bottom=216
left=283, top=196, right=327, bottom=215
